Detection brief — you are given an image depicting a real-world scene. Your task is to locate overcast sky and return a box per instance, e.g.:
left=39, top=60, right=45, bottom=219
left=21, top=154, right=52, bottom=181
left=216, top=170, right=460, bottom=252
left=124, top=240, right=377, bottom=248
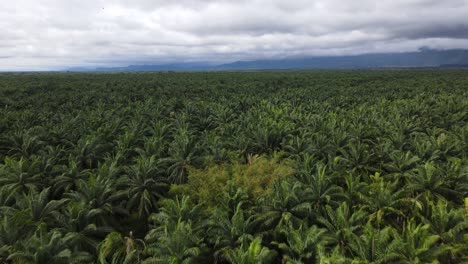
left=1, top=0, right=468, bottom=70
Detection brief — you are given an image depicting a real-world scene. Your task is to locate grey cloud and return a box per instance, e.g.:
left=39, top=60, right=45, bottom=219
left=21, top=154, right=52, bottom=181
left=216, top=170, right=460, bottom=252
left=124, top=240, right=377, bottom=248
left=1, top=0, right=468, bottom=70
left=392, top=24, right=468, bottom=39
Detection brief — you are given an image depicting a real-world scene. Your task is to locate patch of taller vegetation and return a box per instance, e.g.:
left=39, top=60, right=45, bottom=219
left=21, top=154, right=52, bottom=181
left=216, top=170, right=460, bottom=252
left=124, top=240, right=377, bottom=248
left=171, top=153, right=295, bottom=207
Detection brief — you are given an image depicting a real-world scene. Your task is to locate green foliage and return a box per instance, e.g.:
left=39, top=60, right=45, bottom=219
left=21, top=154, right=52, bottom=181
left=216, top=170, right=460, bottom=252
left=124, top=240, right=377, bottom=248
left=273, top=222, right=328, bottom=263
left=349, top=224, right=403, bottom=264
left=172, top=154, right=294, bottom=206
left=222, top=237, right=277, bottom=264
left=98, top=231, right=143, bottom=264
left=0, top=70, right=467, bottom=263
left=144, top=196, right=206, bottom=263
left=9, top=228, right=93, bottom=264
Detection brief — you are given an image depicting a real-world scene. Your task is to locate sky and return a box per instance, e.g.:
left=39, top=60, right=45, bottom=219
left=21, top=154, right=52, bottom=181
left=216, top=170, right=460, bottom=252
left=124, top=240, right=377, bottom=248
left=1, top=0, right=468, bottom=71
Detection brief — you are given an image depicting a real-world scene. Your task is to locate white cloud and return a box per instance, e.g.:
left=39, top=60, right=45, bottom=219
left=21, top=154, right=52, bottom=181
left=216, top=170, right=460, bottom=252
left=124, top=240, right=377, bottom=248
left=0, top=0, right=467, bottom=70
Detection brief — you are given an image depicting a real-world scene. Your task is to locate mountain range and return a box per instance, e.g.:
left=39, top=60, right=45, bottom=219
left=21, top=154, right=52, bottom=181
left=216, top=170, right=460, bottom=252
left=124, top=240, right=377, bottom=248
left=68, top=48, right=468, bottom=71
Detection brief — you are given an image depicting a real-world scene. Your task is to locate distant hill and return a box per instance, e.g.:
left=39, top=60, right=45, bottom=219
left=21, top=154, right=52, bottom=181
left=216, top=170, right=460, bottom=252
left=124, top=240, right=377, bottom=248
left=68, top=62, right=213, bottom=72
left=69, top=49, right=468, bottom=71
left=216, top=49, right=468, bottom=70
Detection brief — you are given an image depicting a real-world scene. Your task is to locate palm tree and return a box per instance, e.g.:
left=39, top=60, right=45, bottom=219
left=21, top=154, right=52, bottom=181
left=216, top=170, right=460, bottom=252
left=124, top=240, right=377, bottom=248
left=442, top=157, right=468, bottom=204
left=383, top=150, right=420, bottom=180
left=144, top=221, right=205, bottom=264
left=52, top=159, right=90, bottom=196
left=7, top=229, right=93, bottom=264
left=316, top=202, right=366, bottom=256
left=7, top=188, right=69, bottom=231
left=162, top=129, right=202, bottom=184
left=309, top=132, right=333, bottom=160
left=395, top=220, right=447, bottom=263
left=135, top=133, right=168, bottom=159
left=124, top=155, right=169, bottom=220
left=146, top=120, right=171, bottom=143
left=59, top=201, right=114, bottom=255
left=298, top=163, right=347, bottom=210
left=363, top=173, right=417, bottom=229
left=147, top=196, right=203, bottom=231
left=216, top=182, right=250, bottom=220
left=252, top=180, right=310, bottom=234
left=212, top=104, right=235, bottom=126
left=190, top=105, right=217, bottom=132
left=222, top=237, right=277, bottom=264
left=72, top=136, right=112, bottom=169
left=207, top=204, right=254, bottom=263
left=0, top=131, right=44, bottom=159
left=143, top=196, right=206, bottom=263
left=343, top=174, right=368, bottom=207
left=349, top=224, right=404, bottom=264
left=201, top=131, right=230, bottom=164
left=406, top=162, right=461, bottom=202
left=420, top=200, right=468, bottom=263
left=316, top=246, right=348, bottom=264
left=0, top=157, right=43, bottom=203
left=66, top=161, right=127, bottom=227
left=246, top=115, right=292, bottom=154
left=410, top=134, right=441, bottom=162
left=338, top=140, right=375, bottom=173
left=98, top=231, right=144, bottom=264
left=113, top=132, right=138, bottom=163
left=273, top=221, right=329, bottom=263
left=281, top=132, right=313, bottom=158
left=0, top=216, right=25, bottom=263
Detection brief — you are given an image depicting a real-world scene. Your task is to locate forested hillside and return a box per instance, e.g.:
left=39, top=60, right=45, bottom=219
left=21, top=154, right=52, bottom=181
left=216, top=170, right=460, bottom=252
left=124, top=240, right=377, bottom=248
left=0, top=70, right=467, bottom=263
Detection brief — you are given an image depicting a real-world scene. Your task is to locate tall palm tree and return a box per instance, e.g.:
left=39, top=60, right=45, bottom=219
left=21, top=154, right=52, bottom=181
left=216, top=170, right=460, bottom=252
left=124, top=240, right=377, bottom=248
left=420, top=200, right=468, bottom=263
left=162, top=129, right=202, bottom=184
left=143, top=196, right=206, bottom=262
left=395, top=220, right=447, bottom=263
left=383, top=150, right=420, bottom=180
left=207, top=204, right=254, bottom=263
left=298, top=163, right=347, bottom=210
left=7, top=229, right=93, bottom=264
left=349, top=224, right=404, bottom=264
left=222, top=237, right=277, bottom=264
left=144, top=221, right=205, bottom=264
left=147, top=196, right=203, bottom=229
left=273, top=221, right=329, bottom=263
left=59, top=201, right=114, bottom=255
left=72, top=136, right=112, bottom=169
left=98, top=231, right=144, bottom=264
left=66, top=161, right=127, bottom=227
left=0, top=216, right=25, bottom=263
left=201, top=131, right=230, bottom=164
left=363, top=173, right=417, bottom=229
left=0, top=131, right=44, bottom=159
left=338, top=139, right=376, bottom=173
left=281, top=132, right=313, bottom=158
left=8, top=188, right=69, bottom=231
left=343, top=174, right=368, bottom=207
left=52, top=159, right=90, bottom=196
left=0, top=157, right=43, bottom=203
left=252, top=180, right=310, bottom=234
left=135, top=133, right=168, bottom=159
left=309, top=132, right=333, bottom=160
left=316, top=202, right=366, bottom=256
left=410, top=134, right=441, bottom=162
left=124, top=155, right=169, bottom=220
left=406, top=162, right=461, bottom=202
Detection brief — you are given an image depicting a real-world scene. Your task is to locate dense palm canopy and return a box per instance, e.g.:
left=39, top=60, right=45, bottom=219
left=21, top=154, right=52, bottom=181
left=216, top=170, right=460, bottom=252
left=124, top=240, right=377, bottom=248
left=0, top=70, right=467, bottom=263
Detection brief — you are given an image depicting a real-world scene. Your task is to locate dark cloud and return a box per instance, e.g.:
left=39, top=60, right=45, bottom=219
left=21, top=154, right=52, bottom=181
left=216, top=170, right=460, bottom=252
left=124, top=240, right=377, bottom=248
left=1, top=0, right=468, bottom=70
left=395, top=24, right=468, bottom=39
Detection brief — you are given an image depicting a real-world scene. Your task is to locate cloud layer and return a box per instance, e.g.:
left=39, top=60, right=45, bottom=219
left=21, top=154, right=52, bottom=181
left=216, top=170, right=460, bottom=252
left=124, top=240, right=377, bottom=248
left=1, top=0, right=468, bottom=70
